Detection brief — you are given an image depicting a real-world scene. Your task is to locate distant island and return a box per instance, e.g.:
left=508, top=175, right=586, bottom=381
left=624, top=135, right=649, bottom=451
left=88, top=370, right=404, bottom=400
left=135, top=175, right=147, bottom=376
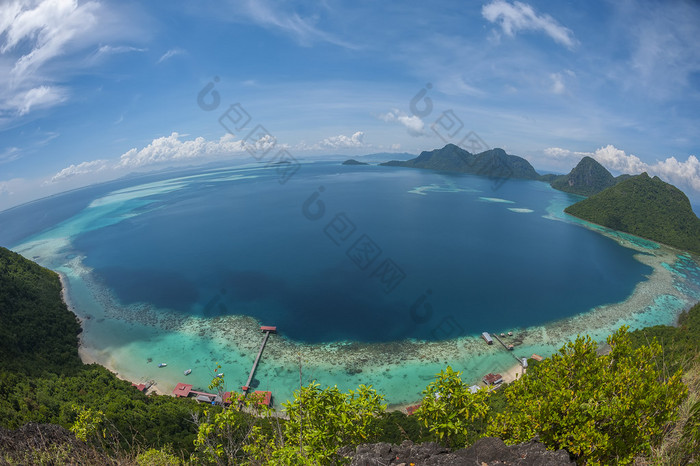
left=374, top=143, right=700, bottom=256
left=342, top=159, right=369, bottom=166
left=380, top=144, right=540, bottom=181
left=550, top=156, right=621, bottom=197
left=565, top=173, right=700, bottom=255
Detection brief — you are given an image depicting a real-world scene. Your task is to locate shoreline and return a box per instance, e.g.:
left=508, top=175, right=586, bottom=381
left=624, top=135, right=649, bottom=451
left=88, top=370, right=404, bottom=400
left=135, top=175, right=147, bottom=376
left=16, top=173, right=700, bottom=408
left=391, top=361, right=526, bottom=414
left=51, top=237, right=698, bottom=408
left=60, top=272, right=167, bottom=396
left=59, top=267, right=535, bottom=409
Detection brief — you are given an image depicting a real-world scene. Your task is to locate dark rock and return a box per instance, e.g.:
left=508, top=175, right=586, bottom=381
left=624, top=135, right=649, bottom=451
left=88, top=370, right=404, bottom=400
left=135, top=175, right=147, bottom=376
left=345, top=437, right=575, bottom=465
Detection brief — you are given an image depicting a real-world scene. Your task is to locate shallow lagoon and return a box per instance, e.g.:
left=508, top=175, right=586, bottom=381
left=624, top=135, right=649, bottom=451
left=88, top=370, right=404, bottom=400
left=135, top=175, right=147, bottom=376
left=6, top=162, right=700, bottom=405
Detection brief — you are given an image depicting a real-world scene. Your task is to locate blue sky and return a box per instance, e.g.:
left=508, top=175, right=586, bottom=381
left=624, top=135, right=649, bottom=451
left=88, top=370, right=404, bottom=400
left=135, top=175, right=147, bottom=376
left=1, top=0, right=700, bottom=210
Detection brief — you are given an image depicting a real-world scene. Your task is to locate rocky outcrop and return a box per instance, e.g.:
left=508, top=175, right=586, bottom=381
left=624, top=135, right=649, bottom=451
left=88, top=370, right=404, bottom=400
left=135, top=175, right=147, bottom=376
left=343, top=437, right=575, bottom=465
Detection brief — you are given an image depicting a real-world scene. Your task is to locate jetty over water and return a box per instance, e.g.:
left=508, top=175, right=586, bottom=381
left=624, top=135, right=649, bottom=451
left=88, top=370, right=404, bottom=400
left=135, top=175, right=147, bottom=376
left=241, top=326, right=276, bottom=394
left=171, top=325, right=277, bottom=408
left=487, top=331, right=528, bottom=368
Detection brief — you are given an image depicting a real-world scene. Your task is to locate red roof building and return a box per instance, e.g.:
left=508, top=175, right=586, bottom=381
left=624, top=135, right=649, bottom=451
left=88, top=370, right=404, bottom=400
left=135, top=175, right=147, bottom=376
left=260, top=326, right=277, bottom=333
left=253, top=391, right=273, bottom=407
left=132, top=383, right=147, bottom=393
left=172, top=383, right=193, bottom=398
left=406, top=404, right=421, bottom=416
left=482, top=373, right=504, bottom=385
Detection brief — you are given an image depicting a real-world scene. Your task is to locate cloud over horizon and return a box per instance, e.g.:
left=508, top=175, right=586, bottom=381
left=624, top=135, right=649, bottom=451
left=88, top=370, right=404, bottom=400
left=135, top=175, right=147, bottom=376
left=47, top=130, right=372, bottom=185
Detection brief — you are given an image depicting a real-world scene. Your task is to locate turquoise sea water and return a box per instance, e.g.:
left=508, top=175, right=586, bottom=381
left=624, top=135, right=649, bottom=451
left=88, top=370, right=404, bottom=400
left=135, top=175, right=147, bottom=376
left=3, top=161, right=700, bottom=405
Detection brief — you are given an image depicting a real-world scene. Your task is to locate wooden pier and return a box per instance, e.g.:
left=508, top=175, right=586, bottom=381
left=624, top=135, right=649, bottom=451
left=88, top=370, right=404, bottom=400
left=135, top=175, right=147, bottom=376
left=241, top=326, right=276, bottom=394
left=492, top=333, right=524, bottom=366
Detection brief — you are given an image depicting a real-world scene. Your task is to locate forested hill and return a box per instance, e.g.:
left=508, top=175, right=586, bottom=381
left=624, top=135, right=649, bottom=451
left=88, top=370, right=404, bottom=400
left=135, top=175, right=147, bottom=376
left=550, top=156, right=618, bottom=196
left=565, top=173, right=700, bottom=255
left=0, top=245, right=205, bottom=454
left=0, top=246, right=82, bottom=375
left=381, top=144, right=541, bottom=181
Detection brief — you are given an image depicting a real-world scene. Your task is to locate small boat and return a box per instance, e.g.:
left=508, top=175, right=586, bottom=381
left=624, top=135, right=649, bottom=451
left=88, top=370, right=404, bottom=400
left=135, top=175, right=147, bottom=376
left=507, top=331, right=513, bottom=336
left=158, top=363, right=167, bottom=368
left=217, top=372, right=224, bottom=377
left=500, top=333, right=505, bottom=337
left=507, top=344, right=514, bottom=351
left=184, top=369, right=192, bottom=376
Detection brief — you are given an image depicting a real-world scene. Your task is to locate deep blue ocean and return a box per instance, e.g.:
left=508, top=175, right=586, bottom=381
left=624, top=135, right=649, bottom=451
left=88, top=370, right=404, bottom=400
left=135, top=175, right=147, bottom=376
left=1, top=162, right=652, bottom=343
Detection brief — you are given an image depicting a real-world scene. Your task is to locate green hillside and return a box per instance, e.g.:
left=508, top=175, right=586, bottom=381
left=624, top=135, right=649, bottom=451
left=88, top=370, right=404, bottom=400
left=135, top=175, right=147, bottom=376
left=0, top=246, right=206, bottom=454
left=565, top=173, right=700, bottom=254
left=550, top=156, right=617, bottom=196
left=0, top=247, right=82, bottom=375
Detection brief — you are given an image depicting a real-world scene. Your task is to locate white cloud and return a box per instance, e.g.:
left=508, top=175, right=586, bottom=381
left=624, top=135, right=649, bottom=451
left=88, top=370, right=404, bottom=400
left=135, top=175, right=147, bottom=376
left=544, top=144, right=700, bottom=195
left=379, top=109, right=425, bottom=136
left=318, top=131, right=366, bottom=149
left=45, top=133, right=252, bottom=184
left=543, top=147, right=576, bottom=159
left=1, top=0, right=100, bottom=80
left=0, top=1, right=144, bottom=121
left=10, top=85, right=67, bottom=115
left=46, top=130, right=374, bottom=187
left=157, top=48, right=184, bottom=64
left=482, top=0, right=576, bottom=49
left=0, top=147, right=21, bottom=164
left=550, top=73, right=565, bottom=94
left=239, top=0, right=357, bottom=49
left=96, top=45, right=146, bottom=56
left=649, top=155, right=700, bottom=193
left=90, top=44, right=146, bottom=63
left=49, top=159, right=110, bottom=183
left=117, top=132, right=249, bottom=169
left=589, top=145, right=647, bottom=174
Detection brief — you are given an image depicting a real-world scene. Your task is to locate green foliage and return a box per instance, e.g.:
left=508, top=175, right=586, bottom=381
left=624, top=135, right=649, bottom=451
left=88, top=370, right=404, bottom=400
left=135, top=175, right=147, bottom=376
left=193, top=403, right=262, bottom=465
left=415, top=366, right=490, bottom=448
left=136, top=447, right=181, bottom=466
left=488, top=327, right=688, bottom=465
left=628, top=302, right=700, bottom=375
left=236, top=382, right=386, bottom=465
left=369, top=410, right=429, bottom=445
left=69, top=405, right=105, bottom=442
left=0, top=247, right=206, bottom=456
left=681, top=399, right=700, bottom=458
left=564, top=173, right=700, bottom=254
left=0, top=246, right=82, bottom=375
left=281, top=382, right=385, bottom=464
